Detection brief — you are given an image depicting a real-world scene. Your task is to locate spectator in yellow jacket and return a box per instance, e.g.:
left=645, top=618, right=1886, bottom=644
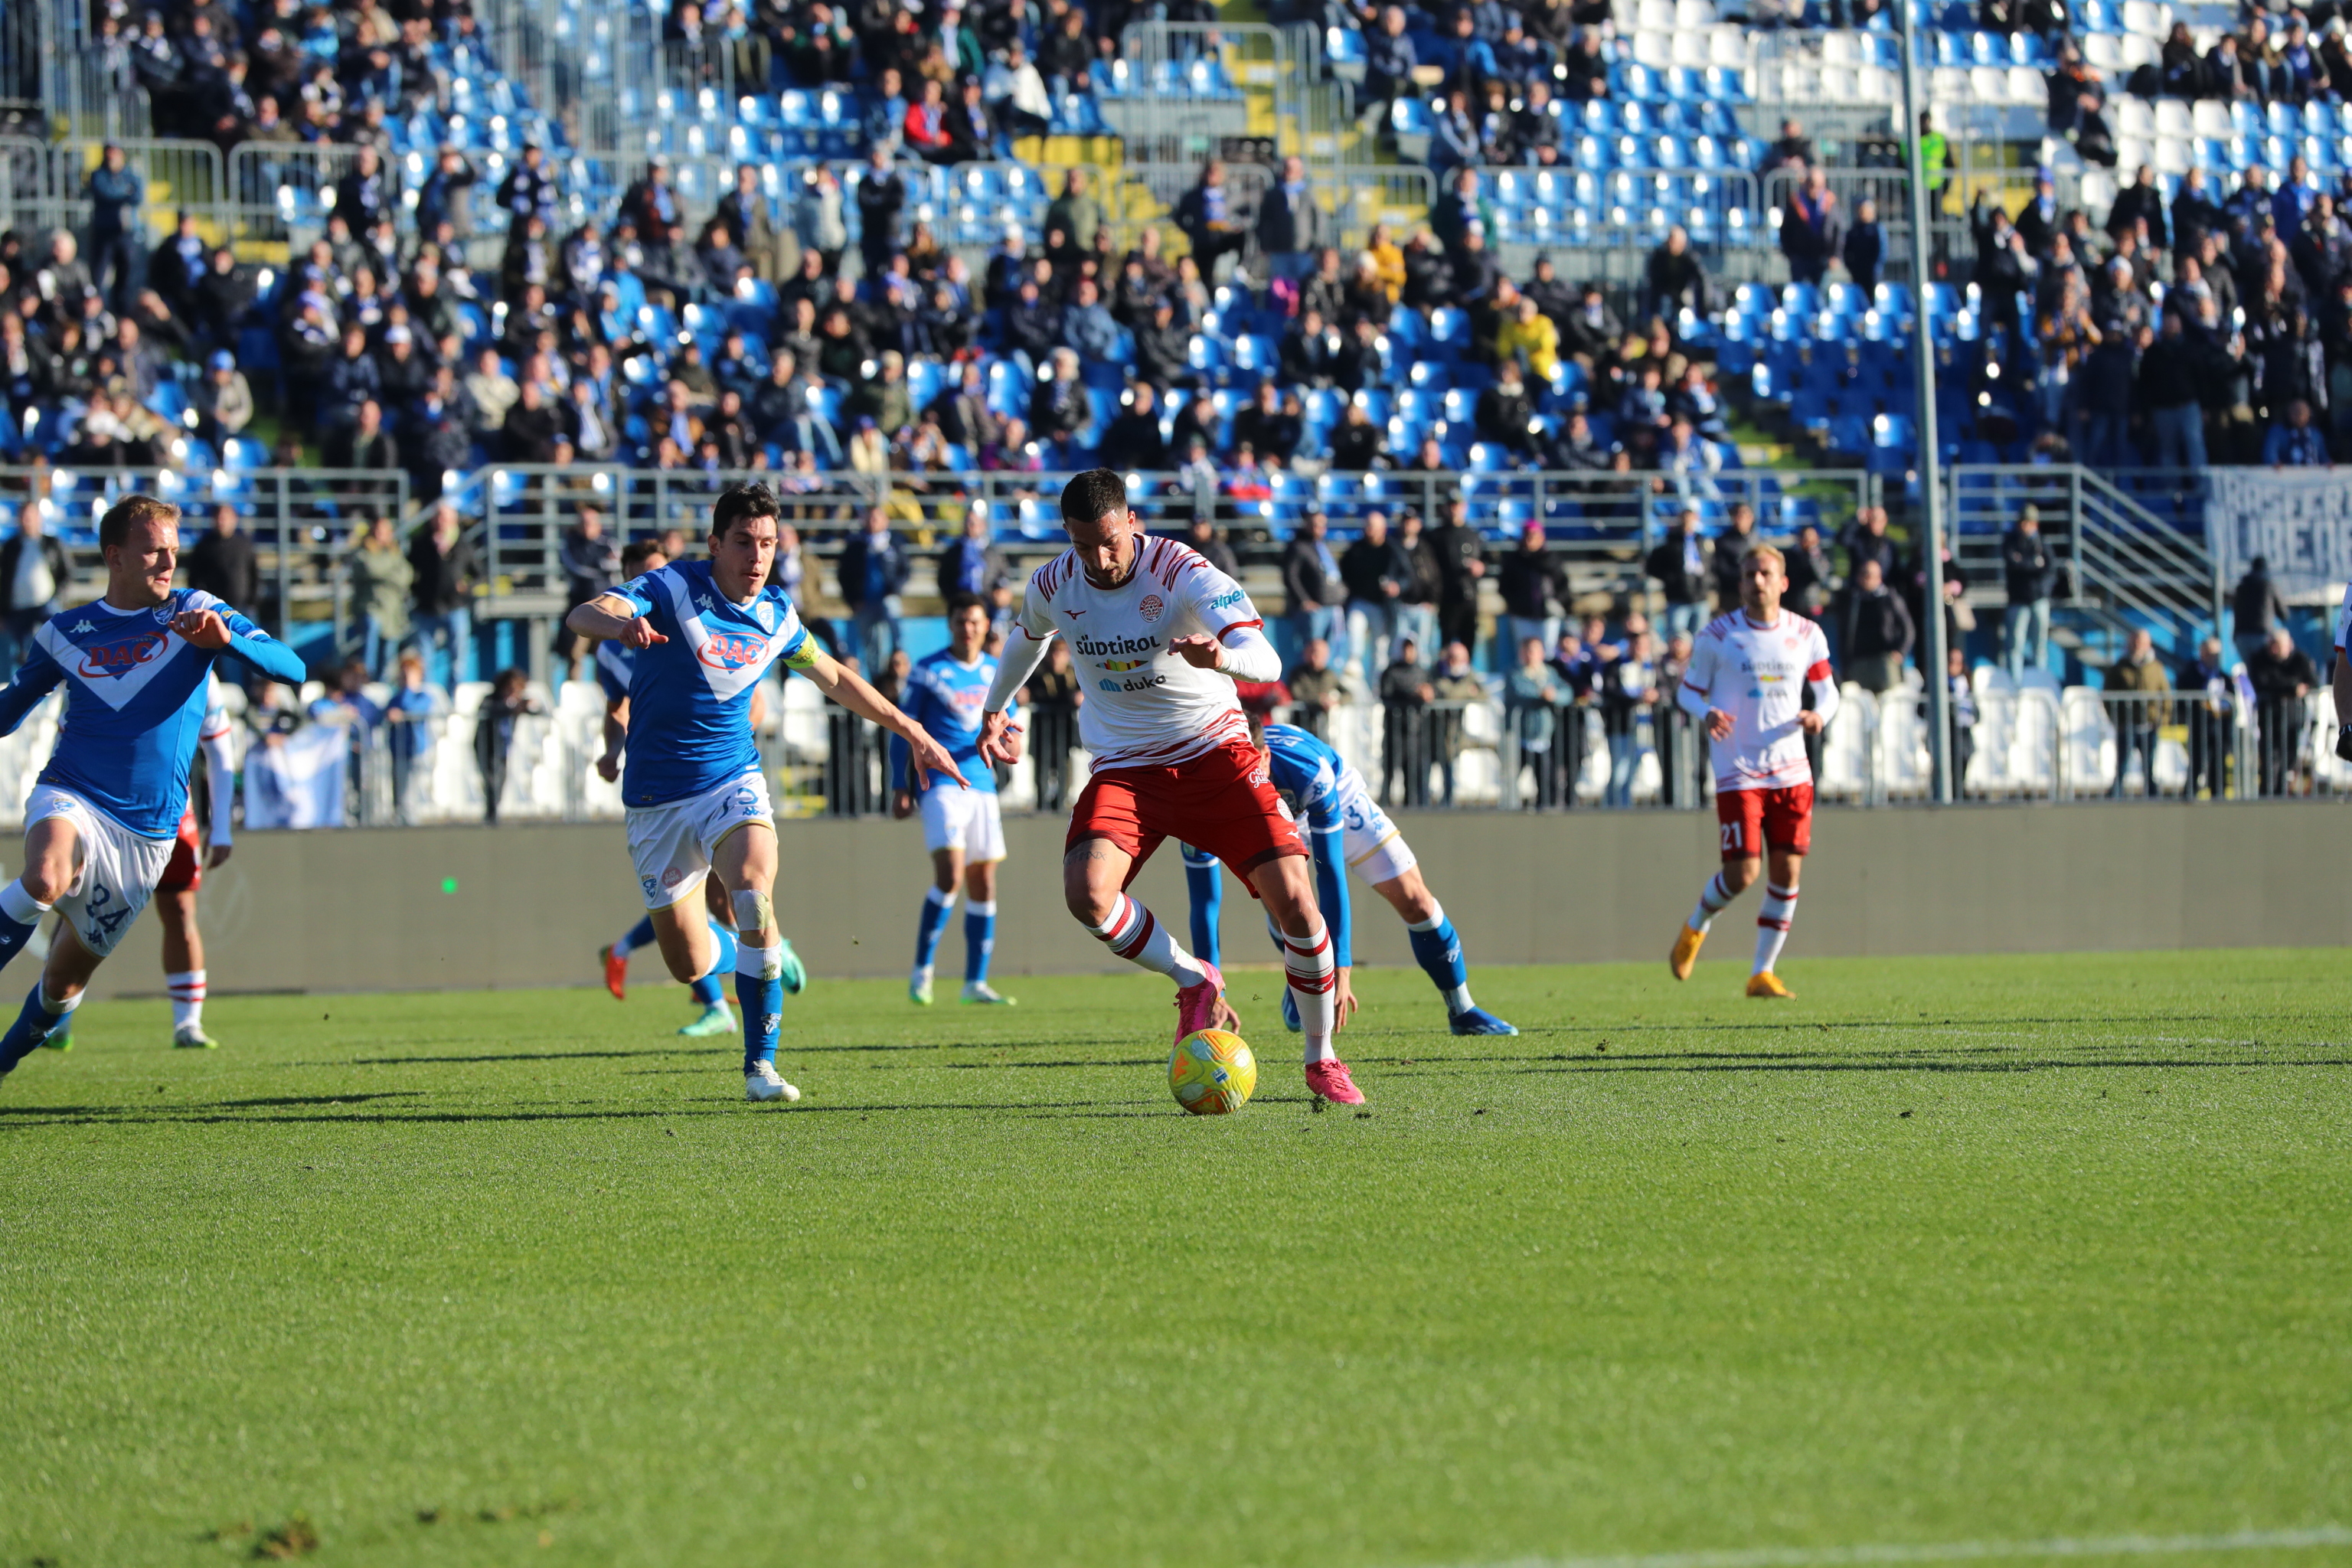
left=1496, top=295, right=1561, bottom=382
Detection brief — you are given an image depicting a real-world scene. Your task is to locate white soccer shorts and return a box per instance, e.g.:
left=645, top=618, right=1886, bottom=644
left=624, top=769, right=775, bottom=910
left=1334, top=773, right=1419, bottom=886
left=24, top=784, right=175, bottom=959
left=919, top=786, right=1007, bottom=861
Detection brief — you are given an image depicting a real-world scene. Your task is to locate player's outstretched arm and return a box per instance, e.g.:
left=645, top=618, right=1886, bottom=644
left=978, top=629, right=1053, bottom=765
left=177, top=607, right=308, bottom=687
left=567, top=594, right=666, bottom=648
left=0, top=642, right=65, bottom=738
left=802, top=649, right=971, bottom=789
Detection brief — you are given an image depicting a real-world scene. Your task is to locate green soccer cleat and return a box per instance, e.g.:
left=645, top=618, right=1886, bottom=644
left=40, top=1022, right=71, bottom=1051
left=910, top=972, right=934, bottom=1005
left=778, top=937, right=807, bottom=995
left=960, top=982, right=1015, bottom=1005
left=677, top=1003, right=735, bottom=1037
left=172, top=1026, right=217, bottom=1050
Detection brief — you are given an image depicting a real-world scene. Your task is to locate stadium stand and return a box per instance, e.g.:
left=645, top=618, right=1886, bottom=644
left=0, top=0, right=2342, bottom=821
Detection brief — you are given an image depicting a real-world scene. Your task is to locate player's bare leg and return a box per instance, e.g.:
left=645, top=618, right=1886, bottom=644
left=1064, top=837, right=1234, bottom=1037
left=0, top=814, right=84, bottom=1070
left=1673, top=852, right=1758, bottom=980
left=910, top=844, right=967, bottom=1004
left=711, top=823, right=800, bottom=1102
left=1250, top=853, right=1364, bottom=1104
left=1370, top=865, right=1517, bottom=1036
left=1745, top=848, right=1802, bottom=998
left=156, top=888, right=215, bottom=1047
left=0, top=913, right=104, bottom=1079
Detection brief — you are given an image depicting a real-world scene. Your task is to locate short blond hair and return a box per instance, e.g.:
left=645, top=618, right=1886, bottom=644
left=1740, top=543, right=1787, bottom=575
left=99, top=494, right=180, bottom=552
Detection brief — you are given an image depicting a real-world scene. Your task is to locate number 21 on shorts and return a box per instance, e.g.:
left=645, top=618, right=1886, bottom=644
left=1720, top=821, right=1743, bottom=854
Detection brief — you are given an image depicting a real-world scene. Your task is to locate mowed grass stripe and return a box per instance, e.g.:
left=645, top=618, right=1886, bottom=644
left=0, top=950, right=2345, bottom=1567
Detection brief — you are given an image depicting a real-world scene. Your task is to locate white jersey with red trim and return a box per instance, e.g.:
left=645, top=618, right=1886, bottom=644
left=1681, top=609, right=1833, bottom=792
left=1014, top=536, right=1264, bottom=770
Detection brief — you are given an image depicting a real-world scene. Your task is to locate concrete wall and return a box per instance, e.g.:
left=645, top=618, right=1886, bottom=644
left=67, top=802, right=2352, bottom=998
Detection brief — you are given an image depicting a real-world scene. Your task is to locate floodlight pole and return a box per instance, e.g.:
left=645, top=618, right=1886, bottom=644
left=1896, top=2, right=1952, bottom=805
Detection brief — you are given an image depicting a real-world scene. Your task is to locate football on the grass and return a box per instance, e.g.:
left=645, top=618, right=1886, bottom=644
left=1169, top=1029, right=1256, bottom=1115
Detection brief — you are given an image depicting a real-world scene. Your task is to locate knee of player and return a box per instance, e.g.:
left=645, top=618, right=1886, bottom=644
left=15, top=861, right=70, bottom=906
left=1063, top=877, right=1117, bottom=926
left=1719, top=856, right=1763, bottom=893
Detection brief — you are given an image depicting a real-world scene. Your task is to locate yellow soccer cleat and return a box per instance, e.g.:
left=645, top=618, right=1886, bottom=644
left=1746, top=971, right=1795, bottom=999
left=1668, top=923, right=1707, bottom=981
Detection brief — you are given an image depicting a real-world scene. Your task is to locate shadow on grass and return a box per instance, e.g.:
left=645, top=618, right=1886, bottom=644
left=0, top=1096, right=1176, bottom=1129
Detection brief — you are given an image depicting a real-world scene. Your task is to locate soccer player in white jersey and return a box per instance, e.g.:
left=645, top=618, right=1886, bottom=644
left=0, top=495, right=306, bottom=1085
left=566, top=482, right=965, bottom=1103
left=976, top=470, right=1366, bottom=1104
left=1668, top=544, right=1840, bottom=997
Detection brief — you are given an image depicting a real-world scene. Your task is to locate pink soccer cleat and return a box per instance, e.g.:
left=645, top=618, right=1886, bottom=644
left=1172, top=961, right=1228, bottom=1044
left=599, top=944, right=628, bottom=1001
left=1304, top=1059, right=1367, bottom=1105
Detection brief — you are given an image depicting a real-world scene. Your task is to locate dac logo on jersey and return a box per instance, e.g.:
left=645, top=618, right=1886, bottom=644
left=77, top=631, right=168, bottom=679
left=1138, top=593, right=1165, bottom=622
left=1101, top=656, right=1152, bottom=673
left=697, top=630, right=771, bottom=673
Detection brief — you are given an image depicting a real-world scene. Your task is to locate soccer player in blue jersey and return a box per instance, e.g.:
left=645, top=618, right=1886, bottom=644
left=1185, top=697, right=1518, bottom=1037
left=0, top=495, right=307, bottom=1086
left=566, top=482, right=966, bottom=1103
left=591, top=537, right=805, bottom=1037
left=890, top=593, right=1016, bottom=1006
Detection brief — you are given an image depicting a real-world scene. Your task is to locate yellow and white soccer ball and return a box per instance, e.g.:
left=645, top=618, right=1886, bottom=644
left=1168, top=1029, right=1256, bottom=1116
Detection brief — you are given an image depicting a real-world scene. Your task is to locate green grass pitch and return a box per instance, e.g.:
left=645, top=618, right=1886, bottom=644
left=2, top=951, right=2347, bottom=1567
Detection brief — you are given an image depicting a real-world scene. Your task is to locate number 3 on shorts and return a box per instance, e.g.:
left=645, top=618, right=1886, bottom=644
left=1720, top=821, right=1742, bottom=853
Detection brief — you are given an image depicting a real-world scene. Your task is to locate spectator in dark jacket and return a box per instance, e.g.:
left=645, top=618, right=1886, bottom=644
left=1843, top=198, right=1884, bottom=293
left=1837, top=505, right=1901, bottom=582
left=1498, top=524, right=1566, bottom=655
left=1282, top=509, right=1341, bottom=651
left=0, top=506, right=69, bottom=675
left=2000, top=505, right=2059, bottom=678
left=1780, top=167, right=1840, bottom=286
left=408, top=503, right=481, bottom=688
left=838, top=506, right=910, bottom=674
left=1426, top=495, right=1488, bottom=655
left=472, top=667, right=541, bottom=825
left=1709, top=503, right=1761, bottom=612
left=1838, top=558, right=1915, bottom=694
left=185, top=502, right=259, bottom=616
left=2232, top=555, right=2288, bottom=661
left=1644, top=508, right=1713, bottom=640
left=1784, top=525, right=1836, bottom=621
left=557, top=505, right=619, bottom=676
left=935, top=507, right=1008, bottom=602
left=1642, top=226, right=1708, bottom=321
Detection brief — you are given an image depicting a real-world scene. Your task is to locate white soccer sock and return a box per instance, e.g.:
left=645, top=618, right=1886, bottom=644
left=167, top=969, right=207, bottom=1031
left=1, top=879, right=50, bottom=926
left=1688, top=871, right=1740, bottom=933
left=1753, top=883, right=1798, bottom=975
left=1086, top=894, right=1207, bottom=988
left=1282, top=920, right=1338, bottom=1063
left=926, top=886, right=958, bottom=911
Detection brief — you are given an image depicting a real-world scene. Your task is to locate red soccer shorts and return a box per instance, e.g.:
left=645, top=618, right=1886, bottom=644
left=1716, top=782, right=1814, bottom=859
left=1069, top=739, right=1308, bottom=886
left=155, top=805, right=203, bottom=893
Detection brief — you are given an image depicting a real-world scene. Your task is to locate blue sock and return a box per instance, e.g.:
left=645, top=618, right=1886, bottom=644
left=622, top=915, right=658, bottom=954
left=963, top=900, right=996, bottom=985
left=737, top=951, right=785, bottom=1073
left=1181, top=844, right=1223, bottom=969
left=0, top=880, right=47, bottom=977
left=0, top=983, right=68, bottom=1076
left=914, top=887, right=954, bottom=972
left=692, top=921, right=736, bottom=1005
left=1408, top=909, right=1472, bottom=1011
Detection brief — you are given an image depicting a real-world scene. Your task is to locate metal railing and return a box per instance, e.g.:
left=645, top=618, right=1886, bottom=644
left=0, top=136, right=227, bottom=247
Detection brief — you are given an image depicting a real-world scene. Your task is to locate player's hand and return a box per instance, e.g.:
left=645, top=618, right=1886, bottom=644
left=912, top=729, right=971, bottom=789
left=978, top=710, right=1024, bottom=766
left=170, top=609, right=233, bottom=649
left=206, top=843, right=233, bottom=870
left=1707, top=707, right=1736, bottom=741
left=890, top=789, right=915, bottom=819
left=1169, top=634, right=1224, bottom=671
left=1213, top=993, right=1243, bottom=1032
left=1333, top=967, right=1360, bottom=1031
left=620, top=616, right=667, bottom=650
left=595, top=750, right=620, bottom=782
left=1798, top=710, right=1828, bottom=734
